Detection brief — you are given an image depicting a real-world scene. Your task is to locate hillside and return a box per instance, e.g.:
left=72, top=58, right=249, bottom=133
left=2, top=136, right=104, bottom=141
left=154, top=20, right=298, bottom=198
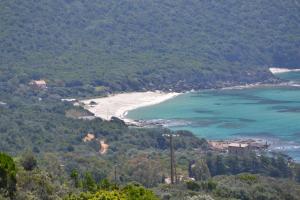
left=1, top=0, right=299, bottom=92
left=1, top=73, right=300, bottom=199
left=1, top=1, right=300, bottom=199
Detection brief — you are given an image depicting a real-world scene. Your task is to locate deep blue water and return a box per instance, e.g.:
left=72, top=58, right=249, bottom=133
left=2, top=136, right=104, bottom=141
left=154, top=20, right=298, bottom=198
left=128, top=72, right=300, bottom=161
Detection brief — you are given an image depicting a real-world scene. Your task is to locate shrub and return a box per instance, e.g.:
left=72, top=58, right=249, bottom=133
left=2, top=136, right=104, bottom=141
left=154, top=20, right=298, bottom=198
left=186, top=181, right=200, bottom=191
left=207, top=180, right=217, bottom=191
left=185, top=194, right=215, bottom=200
left=122, top=184, right=159, bottom=200
left=65, top=183, right=159, bottom=200
left=238, top=173, right=257, bottom=184
left=0, top=153, right=17, bottom=198
left=21, top=152, right=37, bottom=171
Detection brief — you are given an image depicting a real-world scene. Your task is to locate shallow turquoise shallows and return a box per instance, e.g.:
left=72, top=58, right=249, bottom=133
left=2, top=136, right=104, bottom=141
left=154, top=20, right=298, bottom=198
left=127, top=72, right=300, bottom=161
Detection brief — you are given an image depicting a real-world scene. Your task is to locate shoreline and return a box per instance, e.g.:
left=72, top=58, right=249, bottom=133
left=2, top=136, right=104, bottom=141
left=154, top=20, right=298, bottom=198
left=79, top=69, right=300, bottom=124
left=80, top=91, right=181, bottom=123
left=80, top=79, right=299, bottom=125
left=269, top=67, right=300, bottom=74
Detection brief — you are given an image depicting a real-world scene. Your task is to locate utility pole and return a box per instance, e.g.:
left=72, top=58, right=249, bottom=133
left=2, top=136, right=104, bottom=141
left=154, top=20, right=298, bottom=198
left=113, top=163, right=119, bottom=188
left=170, top=134, right=174, bottom=184
left=163, top=133, right=179, bottom=184
left=114, top=164, right=117, bottom=184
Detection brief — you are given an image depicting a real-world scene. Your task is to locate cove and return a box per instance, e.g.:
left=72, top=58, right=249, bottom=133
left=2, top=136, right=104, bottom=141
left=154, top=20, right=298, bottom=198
left=128, top=72, right=300, bottom=161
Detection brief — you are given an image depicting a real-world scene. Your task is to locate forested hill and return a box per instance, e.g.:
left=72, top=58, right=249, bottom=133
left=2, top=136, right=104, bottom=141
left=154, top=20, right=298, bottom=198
left=1, top=0, right=299, bottom=92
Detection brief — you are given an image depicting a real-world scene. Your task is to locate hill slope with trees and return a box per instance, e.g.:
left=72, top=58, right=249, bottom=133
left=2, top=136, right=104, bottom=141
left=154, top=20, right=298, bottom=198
left=1, top=0, right=299, bottom=92
left=1, top=1, right=300, bottom=199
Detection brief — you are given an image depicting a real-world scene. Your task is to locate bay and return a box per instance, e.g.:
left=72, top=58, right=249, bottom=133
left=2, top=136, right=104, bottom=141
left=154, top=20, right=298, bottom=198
left=127, top=71, right=300, bottom=161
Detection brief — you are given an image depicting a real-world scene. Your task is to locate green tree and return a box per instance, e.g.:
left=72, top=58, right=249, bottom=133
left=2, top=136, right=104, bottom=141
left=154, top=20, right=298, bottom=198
left=21, top=152, right=37, bottom=171
left=215, top=155, right=226, bottom=175
left=16, top=170, right=56, bottom=200
left=294, top=165, right=300, bottom=183
left=66, top=190, right=126, bottom=200
left=70, top=169, right=80, bottom=188
left=65, top=183, right=159, bottom=200
left=189, top=160, right=211, bottom=181
left=122, top=184, right=159, bottom=200
left=127, top=156, right=162, bottom=187
left=0, top=153, right=17, bottom=199
left=186, top=181, right=200, bottom=191
left=82, top=172, right=97, bottom=192
left=99, top=179, right=115, bottom=190
left=207, top=180, right=217, bottom=191
left=276, top=155, right=291, bottom=177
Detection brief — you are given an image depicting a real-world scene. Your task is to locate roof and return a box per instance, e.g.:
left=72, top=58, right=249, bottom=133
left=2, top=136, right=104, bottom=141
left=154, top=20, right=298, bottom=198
left=228, top=143, right=249, bottom=148
left=30, top=80, right=46, bottom=85
left=35, top=80, right=46, bottom=85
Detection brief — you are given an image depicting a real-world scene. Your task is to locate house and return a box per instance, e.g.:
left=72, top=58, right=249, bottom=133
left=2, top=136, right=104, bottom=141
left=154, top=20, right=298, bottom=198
left=228, top=143, right=250, bottom=156
left=29, top=80, right=47, bottom=89
left=209, top=139, right=270, bottom=155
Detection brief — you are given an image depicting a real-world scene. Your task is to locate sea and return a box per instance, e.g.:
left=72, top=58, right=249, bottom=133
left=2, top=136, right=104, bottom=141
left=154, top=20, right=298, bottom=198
left=127, top=71, right=300, bottom=161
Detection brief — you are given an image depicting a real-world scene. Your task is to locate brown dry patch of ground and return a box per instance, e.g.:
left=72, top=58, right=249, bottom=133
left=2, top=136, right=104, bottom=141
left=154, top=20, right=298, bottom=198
left=83, top=133, right=95, bottom=142
left=99, top=140, right=109, bottom=154
left=82, top=133, right=109, bottom=154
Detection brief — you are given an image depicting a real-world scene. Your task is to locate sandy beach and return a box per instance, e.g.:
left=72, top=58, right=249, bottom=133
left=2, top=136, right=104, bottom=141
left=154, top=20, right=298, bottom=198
left=269, top=67, right=300, bottom=74
left=80, top=91, right=180, bottom=123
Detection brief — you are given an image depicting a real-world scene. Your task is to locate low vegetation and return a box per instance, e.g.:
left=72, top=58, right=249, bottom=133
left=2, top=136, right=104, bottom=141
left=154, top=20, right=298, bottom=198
left=1, top=152, right=300, bottom=200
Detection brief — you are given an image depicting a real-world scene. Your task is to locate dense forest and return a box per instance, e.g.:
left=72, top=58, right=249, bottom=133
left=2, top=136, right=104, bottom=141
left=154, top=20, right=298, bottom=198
left=1, top=0, right=300, bottom=199
left=1, top=0, right=300, bottom=92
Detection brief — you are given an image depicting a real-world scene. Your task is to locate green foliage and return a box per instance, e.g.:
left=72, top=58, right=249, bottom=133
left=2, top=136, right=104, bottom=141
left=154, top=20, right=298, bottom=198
left=66, top=183, right=159, bottom=200
left=295, top=165, right=300, bottom=183
left=189, top=160, right=211, bottom=181
left=124, top=155, right=163, bottom=187
left=206, top=180, right=217, bottom=192
left=238, top=173, right=257, bottom=184
left=155, top=173, right=300, bottom=199
left=212, top=174, right=300, bottom=200
left=66, top=190, right=126, bottom=200
left=185, top=194, right=214, bottom=200
left=82, top=172, right=97, bottom=192
left=99, top=179, right=115, bottom=191
left=206, top=153, right=292, bottom=178
left=70, top=169, right=80, bottom=188
left=186, top=181, right=200, bottom=191
left=20, top=151, right=37, bottom=171
left=1, top=1, right=300, bottom=196
left=16, top=169, right=63, bottom=200
left=0, top=153, right=16, bottom=199
left=1, top=0, right=299, bottom=93
left=1, top=75, right=300, bottom=199
left=122, top=184, right=159, bottom=200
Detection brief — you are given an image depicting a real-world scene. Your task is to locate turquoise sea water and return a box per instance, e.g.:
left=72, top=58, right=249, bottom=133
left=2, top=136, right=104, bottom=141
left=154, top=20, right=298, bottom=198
left=128, top=72, right=300, bottom=161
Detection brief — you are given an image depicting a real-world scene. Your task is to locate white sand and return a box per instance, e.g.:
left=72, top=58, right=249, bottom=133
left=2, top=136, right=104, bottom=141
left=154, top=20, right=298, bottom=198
left=80, top=91, right=180, bottom=122
left=269, top=67, right=300, bottom=74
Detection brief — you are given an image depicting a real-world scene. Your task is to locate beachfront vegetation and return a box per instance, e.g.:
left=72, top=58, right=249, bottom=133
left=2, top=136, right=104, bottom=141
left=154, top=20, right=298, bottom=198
left=1, top=0, right=299, bottom=93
